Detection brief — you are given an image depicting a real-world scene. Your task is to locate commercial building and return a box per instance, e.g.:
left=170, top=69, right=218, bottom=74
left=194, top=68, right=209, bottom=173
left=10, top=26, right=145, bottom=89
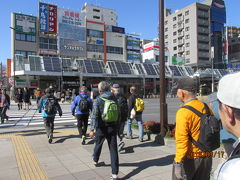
left=226, top=26, right=240, bottom=67
left=164, top=0, right=226, bottom=68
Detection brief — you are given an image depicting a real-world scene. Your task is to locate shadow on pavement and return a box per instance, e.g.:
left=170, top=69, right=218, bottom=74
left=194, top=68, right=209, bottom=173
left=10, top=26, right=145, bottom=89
left=123, top=141, right=162, bottom=154
left=120, top=154, right=174, bottom=179
left=54, top=135, right=80, bottom=143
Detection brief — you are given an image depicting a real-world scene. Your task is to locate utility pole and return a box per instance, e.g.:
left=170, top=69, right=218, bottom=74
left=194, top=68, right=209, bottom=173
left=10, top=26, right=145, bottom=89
left=10, top=27, right=16, bottom=89
left=159, top=0, right=168, bottom=136
left=211, top=46, right=214, bottom=93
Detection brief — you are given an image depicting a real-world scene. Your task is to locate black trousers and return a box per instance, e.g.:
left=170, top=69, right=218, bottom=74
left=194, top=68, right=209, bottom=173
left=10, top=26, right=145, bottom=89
left=43, top=117, right=55, bottom=138
left=0, top=107, right=8, bottom=123
left=76, top=114, right=89, bottom=137
left=93, top=127, right=119, bottom=175
left=172, top=157, right=212, bottom=180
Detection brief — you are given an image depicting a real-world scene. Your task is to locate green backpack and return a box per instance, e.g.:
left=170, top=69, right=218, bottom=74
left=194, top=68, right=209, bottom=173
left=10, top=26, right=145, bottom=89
left=101, top=97, right=119, bottom=123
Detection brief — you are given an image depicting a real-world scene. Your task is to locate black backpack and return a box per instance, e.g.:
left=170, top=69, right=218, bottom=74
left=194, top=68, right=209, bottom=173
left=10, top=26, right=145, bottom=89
left=117, top=96, right=128, bottom=121
left=182, top=103, right=220, bottom=152
left=78, top=95, right=89, bottom=113
left=44, top=97, right=57, bottom=115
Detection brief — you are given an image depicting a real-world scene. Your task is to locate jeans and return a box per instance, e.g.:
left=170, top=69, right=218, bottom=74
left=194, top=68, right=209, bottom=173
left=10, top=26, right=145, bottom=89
left=93, top=126, right=119, bottom=175
left=43, top=117, right=55, bottom=138
left=127, top=113, right=144, bottom=139
left=76, top=114, right=89, bottom=137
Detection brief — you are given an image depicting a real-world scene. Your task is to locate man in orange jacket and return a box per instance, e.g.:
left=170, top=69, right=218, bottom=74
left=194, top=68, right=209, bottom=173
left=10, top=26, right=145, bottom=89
left=172, top=77, right=212, bottom=180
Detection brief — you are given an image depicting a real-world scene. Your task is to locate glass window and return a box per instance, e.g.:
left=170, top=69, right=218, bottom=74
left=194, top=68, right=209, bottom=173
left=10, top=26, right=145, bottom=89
left=185, top=19, right=189, bottom=23
left=16, top=33, right=21, bottom=40
left=173, top=24, right=177, bottom=28
left=27, top=35, right=32, bottom=41
left=87, top=29, right=103, bottom=38
left=173, top=32, right=177, bottom=36
left=93, top=16, right=100, bottom=19
left=20, top=34, right=25, bottom=41
left=185, top=10, right=189, bottom=16
left=173, top=17, right=176, bottom=21
left=32, top=35, right=36, bottom=42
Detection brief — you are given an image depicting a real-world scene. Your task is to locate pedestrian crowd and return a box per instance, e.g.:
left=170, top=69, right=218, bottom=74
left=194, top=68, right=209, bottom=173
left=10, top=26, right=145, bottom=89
left=1, top=72, right=240, bottom=180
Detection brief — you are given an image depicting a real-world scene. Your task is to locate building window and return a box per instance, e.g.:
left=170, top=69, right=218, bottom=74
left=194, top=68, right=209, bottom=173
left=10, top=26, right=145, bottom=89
left=93, top=9, right=100, bottom=12
left=107, top=46, right=123, bottom=54
left=173, top=31, right=177, bottom=36
left=185, top=10, right=189, bottom=16
left=87, top=44, right=104, bottom=52
left=87, top=29, right=103, bottom=38
left=173, top=46, right=177, bottom=50
left=186, top=51, right=190, bottom=55
left=186, top=43, right=190, bottom=47
left=185, top=34, right=190, bottom=39
left=185, top=19, right=189, bottom=23
left=93, top=16, right=100, bottom=19
left=173, top=39, right=177, bottom=43
left=165, top=28, right=168, bottom=32
left=39, top=37, right=57, bottom=50
left=15, top=50, right=36, bottom=58
left=173, top=17, right=176, bottom=21
left=185, top=27, right=190, bottom=31
left=173, top=24, right=177, bottom=29
left=165, top=35, right=168, bottom=39
left=16, top=33, right=36, bottom=42
left=165, top=20, right=168, bottom=25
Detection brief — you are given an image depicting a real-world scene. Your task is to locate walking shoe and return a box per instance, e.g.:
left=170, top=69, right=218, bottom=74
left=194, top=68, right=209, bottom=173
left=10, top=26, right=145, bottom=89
left=82, top=136, right=86, bottom=145
left=6, top=116, right=9, bottom=121
left=93, top=159, right=98, bottom=167
left=139, top=138, right=143, bottom=142
left=110, top=174, right=118, bottom=180
left=48, top=135, right=53, bottom=144
left=118, top=141, right=125, bottom=152
left=125, top=136, right=133, bottom=139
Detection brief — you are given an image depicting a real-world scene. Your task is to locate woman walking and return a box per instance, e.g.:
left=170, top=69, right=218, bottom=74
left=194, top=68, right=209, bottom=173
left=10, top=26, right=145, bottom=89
left=15, top=88, right=23, bottom=110
left=23, top=87, right=31, bottom=110
left=0, top=89, right=10, bottom=124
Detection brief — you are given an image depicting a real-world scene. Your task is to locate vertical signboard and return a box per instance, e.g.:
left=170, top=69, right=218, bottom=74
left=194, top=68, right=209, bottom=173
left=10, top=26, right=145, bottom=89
left=58, top=8, right=84, bottom=27
left=39, top=2, right=57, bottom=33
left=7, top=59, right=11, bottom=78
left=48, top=4, right=58, bottom=33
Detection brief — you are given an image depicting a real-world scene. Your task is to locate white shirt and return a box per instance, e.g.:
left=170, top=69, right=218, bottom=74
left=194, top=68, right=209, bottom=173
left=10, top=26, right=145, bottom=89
left=215, top=138, right=240, bottom=180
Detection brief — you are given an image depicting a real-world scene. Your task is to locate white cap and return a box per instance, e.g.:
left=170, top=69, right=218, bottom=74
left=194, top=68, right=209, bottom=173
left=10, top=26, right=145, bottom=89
left=217, top=72, right=240, bottom=109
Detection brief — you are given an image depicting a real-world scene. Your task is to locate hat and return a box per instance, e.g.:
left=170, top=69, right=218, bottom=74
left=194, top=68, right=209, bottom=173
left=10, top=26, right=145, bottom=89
left=112, top=84, right=120, bottom=89
left=217, top=72, right=240, bottom=109
left=173, top=77, right=197, bottom=93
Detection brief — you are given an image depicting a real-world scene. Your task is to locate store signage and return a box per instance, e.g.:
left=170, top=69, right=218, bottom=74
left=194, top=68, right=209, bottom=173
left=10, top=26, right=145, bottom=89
left=213, top=0, right=225, bottom=9
left=58, top=8, right=84, bottom=27
left=112, top=26, right=125, bottom=34
left=15, top=13, right=37, bottom=35
left=39, top=2, right=57, bottom=33
left=59, top=38, right=86, bottom=57
left=59, top=23, right=86, bottom=41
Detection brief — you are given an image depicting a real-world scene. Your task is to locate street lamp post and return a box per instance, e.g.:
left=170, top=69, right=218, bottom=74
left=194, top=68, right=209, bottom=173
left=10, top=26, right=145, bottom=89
left=159, top=0, right=168, bottom=136
left=10, top=27, right=16, bottom=89
left=211, top=46, right=214, bottom=93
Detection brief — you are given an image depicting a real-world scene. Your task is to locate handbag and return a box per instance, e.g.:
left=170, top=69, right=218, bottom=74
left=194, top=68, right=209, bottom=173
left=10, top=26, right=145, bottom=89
left=130, top=108, right=136, bottom=119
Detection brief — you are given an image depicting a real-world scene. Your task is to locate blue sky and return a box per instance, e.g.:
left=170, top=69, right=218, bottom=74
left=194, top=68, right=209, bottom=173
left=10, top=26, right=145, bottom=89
left=1, top=0, right=239, bottom=63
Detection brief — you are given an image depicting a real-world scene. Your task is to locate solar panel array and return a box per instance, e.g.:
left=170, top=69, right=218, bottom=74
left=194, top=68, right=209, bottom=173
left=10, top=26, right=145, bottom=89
left=62, top=58, right=72, bottom=72
left=108, top=61, right=118, bottom=74
left=177, top=66, right=187, bottom=76
left=29, top=56, right=42, bottom=71
left=15, top=55, right=25, bottom=71
left=185, top=66, right=194, bottom=76
left=83, top=60, right=104, bottom=73
left=52, top=58, right=61, bottom=72
left=218, top=69, right=228, bottom=77
left=43, top=57, right=61, bottom=72
left=135, top=64, right=145, bottom=75
left=115, top=61, right=132, bottom=74
left=143, top=63, right=157, bottom=75
left=169, top=66, right=182, bottom=76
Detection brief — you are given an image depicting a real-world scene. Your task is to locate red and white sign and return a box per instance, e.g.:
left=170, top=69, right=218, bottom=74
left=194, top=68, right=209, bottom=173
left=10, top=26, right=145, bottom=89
left=58, top=8, right=84, bottom=27
left=143, top=41, right=168, bottom=52
left=48, top=4, right=57, bottom=33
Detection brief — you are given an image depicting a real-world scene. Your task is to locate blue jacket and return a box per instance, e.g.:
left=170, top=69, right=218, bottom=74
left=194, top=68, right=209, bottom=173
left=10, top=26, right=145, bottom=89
left=71, top=93, right=93, bottom=115
left=38, top=94, right=62, bottom=118
left=90, top=91, right=118, bottom=131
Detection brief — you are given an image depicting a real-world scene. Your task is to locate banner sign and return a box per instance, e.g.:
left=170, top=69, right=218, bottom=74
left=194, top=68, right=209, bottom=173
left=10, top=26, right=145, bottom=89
left=59, top=23, right=86, bottom=41
left=172, top=56, right=185, bottom=65
left=39, top=2, right=57, bottom=33
left=59, top=38, right=86, bottom=57
left=112, top=26, right=125, bottom=34
left=58, top=8, right=84, bottom=27
left=15, top=13, right=37, bottom=35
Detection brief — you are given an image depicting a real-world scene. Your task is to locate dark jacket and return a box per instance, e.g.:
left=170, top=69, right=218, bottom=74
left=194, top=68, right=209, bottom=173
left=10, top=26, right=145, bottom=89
left=114, top=93, right=128, bottom=122
left=71, top=92, right=93, bottom=115
left=23, top=90, right=31, bottom=102
left=38, top=94, right=62, bottom=118
left=90, top=91, right=118, bottom=131
left=0, top=94, right=10, bottom=107
left=128, top=93, right=142, bottom=118
left=15, top=91, right=23, bottom=102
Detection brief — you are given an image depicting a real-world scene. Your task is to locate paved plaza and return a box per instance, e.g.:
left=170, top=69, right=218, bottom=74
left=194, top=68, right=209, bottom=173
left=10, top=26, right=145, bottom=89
left=0, top=99, right=224, bottom=180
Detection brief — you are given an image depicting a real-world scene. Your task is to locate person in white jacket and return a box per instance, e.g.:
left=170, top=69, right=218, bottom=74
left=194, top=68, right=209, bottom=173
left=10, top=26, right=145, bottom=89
left=215, top=72, right=240, bottom=180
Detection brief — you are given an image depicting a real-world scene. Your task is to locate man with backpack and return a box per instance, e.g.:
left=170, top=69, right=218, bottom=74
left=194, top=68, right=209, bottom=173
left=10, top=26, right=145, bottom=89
left=38, top=88, right=62, bottom=144
left=172, top=77, right=219, bottom=180
left=111, top=84, right=128, bottom=151
left=126, top=86, right=144, bottom=142
left=71, top=86, right=92, bottom=145
left=215, top=72, right=240, bottom=179
left=89, top=81, right=119, bottom=180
